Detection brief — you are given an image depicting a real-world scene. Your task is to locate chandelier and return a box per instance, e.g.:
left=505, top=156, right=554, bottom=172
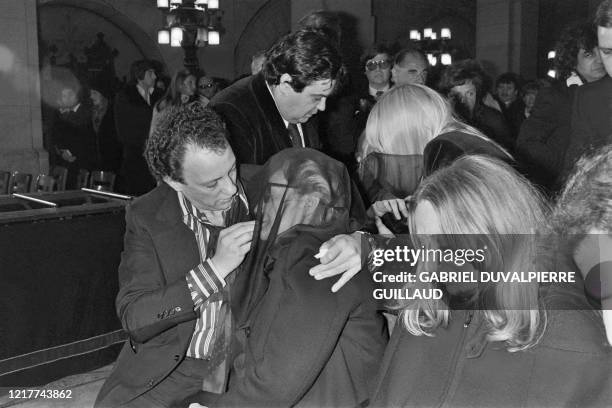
left=409, top=28, right=453, bottom=66
left=156, top=0, right=222, bottom=70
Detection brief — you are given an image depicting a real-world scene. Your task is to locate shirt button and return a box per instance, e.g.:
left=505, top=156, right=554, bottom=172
left=174, top=354, right=180, bottom=361
left=147, top=379, right=155, bottom=387
left=175, top=307, right=182, bottom=312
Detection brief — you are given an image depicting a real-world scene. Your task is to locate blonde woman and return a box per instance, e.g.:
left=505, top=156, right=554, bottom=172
left=370, top=155, right=612, bottom=407
left=358, top=83, right=510, bottom=218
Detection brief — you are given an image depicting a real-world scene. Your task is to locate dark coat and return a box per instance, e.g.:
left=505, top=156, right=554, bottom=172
left=51, top=104, right=96, bottom=189
left=565, top=75, right=612, bottom=176
left=516, top=80, right=577, bottom=192
left=184, top=228, right=388, bottom=408
left=95, top=183, right=251, bottom=407
left=209, top=73, right=320, bottom=165
left=113, top=84, right=161, bottom=195
left=370, top=284, right=612, bottom=407
left=471, top=104, right=514, bottom=154
left=93, top=102, right=122, bottom=172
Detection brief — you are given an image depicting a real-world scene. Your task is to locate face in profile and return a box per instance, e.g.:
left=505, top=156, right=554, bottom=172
left=167, top=145, right=238, bottom=211
left=276, top=75, right=335, bottom=123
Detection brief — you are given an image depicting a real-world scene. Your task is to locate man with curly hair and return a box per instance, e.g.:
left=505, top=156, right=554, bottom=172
left=95, top=103, right=255, bottom=408
left=565, top=0, right=612, bottom=178
left=516, top=21, right=604, bottom=193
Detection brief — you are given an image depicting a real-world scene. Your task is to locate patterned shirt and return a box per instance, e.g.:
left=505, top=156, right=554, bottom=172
left=178, top=188, right=248, bottom=359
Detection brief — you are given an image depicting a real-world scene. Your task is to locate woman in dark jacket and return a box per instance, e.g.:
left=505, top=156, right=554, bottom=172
left=185, top=148, right=387, bottom=408
left=371, top=155, right=612, bottom=407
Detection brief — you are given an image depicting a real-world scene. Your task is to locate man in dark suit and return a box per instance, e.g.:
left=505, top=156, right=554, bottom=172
left=516, top=21, right=604, bottom=193
left=95, top=104, right=255, bottom=408
left=565, top=0, right=612, bottom=175
left=209, top=29, right=342, bottom=165
left=114, top=60, right=162, bottom=195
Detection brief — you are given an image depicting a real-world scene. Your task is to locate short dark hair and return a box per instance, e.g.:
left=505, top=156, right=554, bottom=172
left=596, top=0, right=612, bottom=28
left=145, top=103, right=228, bottom=183
left=262, top=29, right=342, bottom=92
left=495, top=72, right=521, bottom=90
left=438, top=59, right=488, bottom=100
left=130, top=59, right=155, bottom=83
left=554, top=21, right=598, bottom=80
left=360, top=43, right=392, bottom=66
left=394, top=47, right=428, bottom=67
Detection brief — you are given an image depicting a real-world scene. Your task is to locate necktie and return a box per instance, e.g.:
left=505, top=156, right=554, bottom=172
left=287, top=123, right=302, bottom=147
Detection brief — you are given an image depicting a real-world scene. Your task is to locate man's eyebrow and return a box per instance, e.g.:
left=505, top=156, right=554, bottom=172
left=202, top=163, right=236, bottom=185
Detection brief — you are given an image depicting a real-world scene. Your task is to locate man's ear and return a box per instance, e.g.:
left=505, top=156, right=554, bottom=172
left=278, top=73, right=294, bottom=95
left=164, top=176, right=183, bottom=193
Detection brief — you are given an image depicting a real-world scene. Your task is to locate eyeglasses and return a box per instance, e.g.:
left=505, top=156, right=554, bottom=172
left=199, top=83, right=215, bottom=89
left=365, top=60, right=391, bottom=71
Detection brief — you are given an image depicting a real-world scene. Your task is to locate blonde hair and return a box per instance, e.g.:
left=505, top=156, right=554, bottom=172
left=359, top=84, right=450, bottom=159
left=403, top=155, right=549, bottom=351
left=358, top=84, right=508, bottom=160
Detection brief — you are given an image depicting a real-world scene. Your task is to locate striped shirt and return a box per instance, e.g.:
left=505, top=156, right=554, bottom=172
left=178, top=189, right=248, bottom=359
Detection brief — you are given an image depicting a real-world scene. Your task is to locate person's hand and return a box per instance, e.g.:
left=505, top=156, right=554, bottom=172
left=375, top=216, right=394, bottom=236
left=211, top=220, right=255, bottom=278
left=370, top=198, right=409, bottom=219
left=60, top=149, right=76, bottom=163
left=309, top=232, right=362, bottom=292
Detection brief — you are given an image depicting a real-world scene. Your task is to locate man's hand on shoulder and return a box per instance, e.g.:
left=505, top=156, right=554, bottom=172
left=309, top=231, right=363, bottom=292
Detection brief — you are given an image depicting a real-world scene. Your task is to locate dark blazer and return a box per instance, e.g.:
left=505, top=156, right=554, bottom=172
left=210, top=73, right=320, bottom=165
left=95, top=183, right=250, bottom=407
left=113, top=84, right=161, bottom=195
left=516, top=80, right=577, bottom=192
left=184, top=229, right=388, bottom=408
left=565, top=75, right=612, bottom=176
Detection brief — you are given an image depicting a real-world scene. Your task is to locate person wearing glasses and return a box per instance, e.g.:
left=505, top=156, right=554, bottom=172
left=353, top=44, right=393, bottom=147
left=391, top=47, right=429, bottom=86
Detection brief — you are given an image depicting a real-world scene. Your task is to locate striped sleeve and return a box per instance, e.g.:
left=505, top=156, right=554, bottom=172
left=185, top=259, right=226, bottom=308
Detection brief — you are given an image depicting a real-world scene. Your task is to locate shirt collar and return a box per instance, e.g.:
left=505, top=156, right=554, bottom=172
left=369, top=84, right=390, bottom=98
left=566, top=71, right=585, bottom=87
left=265, top=81, right=291, bottom=127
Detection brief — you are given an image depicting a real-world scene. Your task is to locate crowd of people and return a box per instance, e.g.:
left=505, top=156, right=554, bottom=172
left=69, top=4, right=612, bottom=408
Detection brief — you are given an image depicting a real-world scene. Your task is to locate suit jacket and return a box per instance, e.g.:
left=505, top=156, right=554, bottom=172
left=210, top=73, right=320, bottom=165
left=565, top=75, right=612, bottom=176
left=516, top=80, right=577, bottom=192
left=185, top=228, right=388, bottom=408
left=113, top=84, right=161, bottom=195
left=95, top=182, right=251, bottom=407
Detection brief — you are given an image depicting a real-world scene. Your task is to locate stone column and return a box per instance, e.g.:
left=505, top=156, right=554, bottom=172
left=476, top=0, right=539, bottom=79
left=0, top=0, right=47, bottom=177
